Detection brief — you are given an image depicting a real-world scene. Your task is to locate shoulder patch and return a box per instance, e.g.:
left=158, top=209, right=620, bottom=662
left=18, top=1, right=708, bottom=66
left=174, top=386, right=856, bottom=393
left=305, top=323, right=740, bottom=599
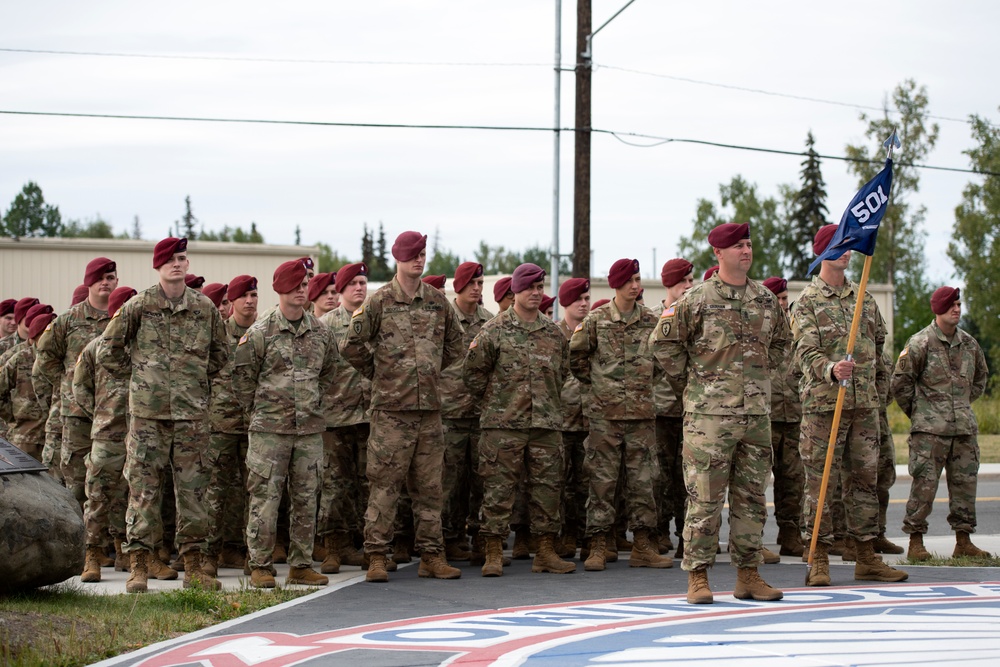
left=662, top=306, right=675, bottom=318
left=573, top=323, right=584, bottom=333
left=238, top=334, right=249, bottom=345
left=898, top=347, right=908, bottom=359
left=660, top=321, right=671, bottom=337
left=469, top=339, right=478, bottom=350
left=45, top=322, right=53, bottom=332
left=352, top=304, right=365, bottom=317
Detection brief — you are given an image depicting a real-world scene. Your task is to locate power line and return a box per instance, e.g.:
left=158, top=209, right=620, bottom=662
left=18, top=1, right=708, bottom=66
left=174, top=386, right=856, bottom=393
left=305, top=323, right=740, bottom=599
left=1, top=108, right=995, bottom=177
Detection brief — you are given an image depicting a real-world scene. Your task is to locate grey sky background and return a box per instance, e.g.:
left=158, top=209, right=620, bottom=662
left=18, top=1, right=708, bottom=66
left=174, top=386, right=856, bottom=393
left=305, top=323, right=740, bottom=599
left=2, top=1, right=997, bottom=283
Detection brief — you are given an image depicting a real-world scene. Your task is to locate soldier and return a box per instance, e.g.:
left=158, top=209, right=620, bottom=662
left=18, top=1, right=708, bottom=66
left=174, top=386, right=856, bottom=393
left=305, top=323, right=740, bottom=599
left=893, top=286, right=991, bottom=560
left=309, top=272, right=339, bottom=319
left=341, top=231, right=465, bottom=582
left=202, top=283, right=231, bottom=319
left=72, top=284, right=89, bottom=306
left=493, top=277, right=514, bottom=313
left=97, top=237, right=228, bottom=593
left=0, top=304, right=55, bottom=459
left=703, top=266, right=719, bottom=281
left=570, top=258, right=672, bottom=572
left=464, top=263, right=575, bottom=576
left=184, top=274, right=205, bottom=291
left=652, top=223, right=787, bottom=604
left=422, top=275, right=447, bottom=291
left=539, top=295, right=555, bottom=319
left=33, top=257, right=118, bottom=506
left=793, top=224, right=908, bottom=586
left=652, top=259, right=695, bottom=557
left=761, top=276, right=805, bottom=559
left=590, top=298, right=610, bottom=310
left=233, top=260, right=338, bottom=588
left=437, top=262, right=493, bottom=562
left=0, top=299, right=17, bottom=345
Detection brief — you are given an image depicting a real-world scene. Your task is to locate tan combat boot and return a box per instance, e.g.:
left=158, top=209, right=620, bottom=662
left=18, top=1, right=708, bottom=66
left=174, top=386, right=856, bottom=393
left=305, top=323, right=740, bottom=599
left=556, top=533, right=577, bottom=558
left=99, top=547, right=115, bottom=568
left=81, top=545, right=103, bottom=583
left=366, top=553, right=389, bottom=583
left=954, top=531, right=992, bottom=558
left=469, top=532, right=486, bottom=566
left=219, top=544, right=246, bottom=569
left=873, top=532, right=903, bottom=554
left=126, top=550, right=149, bottom=593
left=114, top=540, right=129, bottom=572
left=686, top=567, right=713, bottom=604
left=272, top=542, right=288, bottom=564
left=312, top=536, right=328, bottom=562
left=584, top=533, right=607, bottom=571
left=203, top=552, right=219, bottom=578
left=183, top=551, right=222, bottom=590
left=629, top=529, right=673, bottom=568
left=363, top=551, right=398, bottom=571
left=616, top=530, right=633, bottom=551
left=512, top=527, right=531, bottom=560
left=418, top=552, right=462, bottom=579
left=532, top=534, right=576, bottom=574
left=734, top=567, right=783, bottom=601
left=446, top=537, right=472, bottom=562
left=777, top=525, right=804, bottom=557
left=806, top=542, right=831, bottom=586
left=907, top=533, right=931, bottom=561
left=481, top=535, right=504, bottom=577
left=761, top=547, right=782, bottom=564
left=658, top=531, right=674, bottom=553
left=392, top=535, right=414, bottom=564
left=855, top=539, right=908, bottom=582
left=605, top=531, right=619, bottom=563
left=149, top=555, right=179, bottom=580
left=250, top=567, right=276, bottom=588
left=840, top=537, right=856, bottom=563
left=321, top=534, right=341, bottom=574
left=287, top=566, right=329, bottom=586
left=340, top=534, right=367, bottom=567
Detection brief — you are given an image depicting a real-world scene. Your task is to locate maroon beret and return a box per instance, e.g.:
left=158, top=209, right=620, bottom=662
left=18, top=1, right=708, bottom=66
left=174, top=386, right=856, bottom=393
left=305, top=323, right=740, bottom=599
left=493, top=276, right=513, bottom=303
left=930, top=286, right=960, bottom=315
left=391, top=231, right=427, bottom=262
left=608, top=258, right=640, bottom=289
left=660, top=258, right=694, bottom=288
left=108, top=286, right=137, bottom=318
left=591, top=298, right=611, bottom=311
left=0, top=299, right=16, bottom=317
left=273, top=260, right=309, bottom=295
left=153, top=237, right=187, bottom=269
left=27, top=306, right=56, bottom=341
left=539, top=294, right=556, bottom=313
left=708, top=222, right=751, bottom=249
left=14, top=297, right=39, bottom=324
left=71, top=284, right=90, bottom=306
left=422, top=274, right=447, bottom=290
left=813, top=224, right=838, bottom=256
left=228, top=275, right=258, bottom=301
left=762, top=277, right=788, bottom=295
left=84, top=257, right=116, bottom=287
left=299, top=256, right=315, bottom=271
left=335, top=263, right=368, bottom=294
left=558, top=278, right=590, bottom=307
left=703, top=265, right=720, bottom=282
left=202, top=283, right=228, bottom=308
left=453, top=262, right=484, bottom=294
left=512, top=263, right=546, bottom=293
left=184, top=274, right=205, bottom=289
left=308, top=273, right=336, bottom=302
left=24, top=303, right=54, bottom=328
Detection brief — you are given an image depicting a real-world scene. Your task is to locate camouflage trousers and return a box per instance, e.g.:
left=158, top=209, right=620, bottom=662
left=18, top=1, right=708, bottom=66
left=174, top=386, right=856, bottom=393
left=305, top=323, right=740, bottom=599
left=246, top=431, right=322, bottom=569
left=123, top=417, right=214, bottom=555
left=682, top=413, right=770, bottom=571
left=61, top=415, right=93, bottom=507
left=364, top=410, right=446, bottom=556
left=206, top=432, right=249, bottom=553
left=42, top=426, right=63, bottom=482
left=655, top=416, right=685, bottom=539
left=83, top=438, right=127, bottom=548
left=877, top=409, right=897, bottom=533
left=480, top=428, right=563, bottom=537
left=560, top=430, right=589, bottom=540
left=318, top=423, right=370, bottom=537
left=584, top=418, right=658, bottom=536
left=8, top=428, right=43, bottom=461
left=800, top=408, right=879, bottom=545
left=770, top=421, right=804, bottom=533
left=902, top=432, right=979, bottom=535
left=441, top=418, right=483, bottom=540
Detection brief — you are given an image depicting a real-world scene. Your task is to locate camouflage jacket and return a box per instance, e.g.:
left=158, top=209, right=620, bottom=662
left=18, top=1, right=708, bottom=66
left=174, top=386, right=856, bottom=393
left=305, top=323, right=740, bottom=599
left=0, top=332, right=24, bottom=359
left=463, top=307, right=568, bottom=430
left=769, top=312, right=802, bottom=423
left=208, top=317, right=250, bottom=434
left=650, top=301, right=682, bottom=418
left=0, top=343, right=46, bottom=449
left=97, top=284, right=228, bottom=421
left=877, top=348, right=893, bottom=410
left=319, top=306, right=371, bottom=428
left=892, top=321, right=989, bottom=436
left=557, top=319, right=589, bottom=432
left=570, top=299, right=658, bottom=421
left=792, top=276, right=885, bottom=414
left=440, top=301, right=494, bottom=420
left=32, top=301, right=110, bottom=421
left=72, top=337, right=129, bottom=441
left=340, top=277, right=465, bottom=412
left=233, top=307, right=339, bottom=435
left=651, top=275, right=789, bottom=417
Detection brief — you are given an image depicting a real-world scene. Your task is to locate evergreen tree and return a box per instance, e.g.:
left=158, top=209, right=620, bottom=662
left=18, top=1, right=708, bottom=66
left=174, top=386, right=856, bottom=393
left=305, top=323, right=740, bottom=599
left=786, top=132, right=829, bottom=279
left=294, top=225, right=301, bottom=246
left=361, top=224, right=375, bottom=271
left=374, top=222, right=390, bottom=280
left=180, top=195, right=198, bottom=240
left=2, top=181, right=62, bottom=237
left=131, top=215, right=142, bottom=240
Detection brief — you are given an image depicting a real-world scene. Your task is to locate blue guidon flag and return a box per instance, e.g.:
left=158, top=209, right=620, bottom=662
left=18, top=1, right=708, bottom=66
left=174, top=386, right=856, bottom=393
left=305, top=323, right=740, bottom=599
left=808, top=157, right=894, bottom=275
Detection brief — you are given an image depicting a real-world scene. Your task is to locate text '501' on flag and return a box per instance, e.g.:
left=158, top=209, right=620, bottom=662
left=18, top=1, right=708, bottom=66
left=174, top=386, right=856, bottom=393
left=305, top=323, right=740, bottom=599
left=808, top=158, right=894, bottom=275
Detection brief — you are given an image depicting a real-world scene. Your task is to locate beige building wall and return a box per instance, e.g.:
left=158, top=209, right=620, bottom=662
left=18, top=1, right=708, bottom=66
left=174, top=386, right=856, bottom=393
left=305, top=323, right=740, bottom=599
left=0, top=237, right=319, bottom=314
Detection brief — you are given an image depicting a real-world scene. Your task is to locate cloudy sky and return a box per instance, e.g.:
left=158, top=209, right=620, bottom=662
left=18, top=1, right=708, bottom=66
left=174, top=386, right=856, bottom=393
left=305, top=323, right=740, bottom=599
left=1, top=1, right=997, bottom=282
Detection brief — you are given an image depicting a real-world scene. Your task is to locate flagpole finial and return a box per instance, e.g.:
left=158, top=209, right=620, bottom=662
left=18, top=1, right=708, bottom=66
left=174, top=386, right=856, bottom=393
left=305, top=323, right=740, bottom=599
left=883, top=129, right=901, bottom=159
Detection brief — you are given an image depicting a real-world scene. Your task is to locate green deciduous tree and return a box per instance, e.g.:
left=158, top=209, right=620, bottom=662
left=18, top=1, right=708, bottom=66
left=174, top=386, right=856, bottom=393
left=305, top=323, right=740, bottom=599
left=199, top=222, right=264, bottom=243
left=315, top=242, right=355, bottom=273
left=785, top=132, right=830, bottom=279
left=62, top=216, right=116, bottom=238
left=2, top=181, right=63, bottom=237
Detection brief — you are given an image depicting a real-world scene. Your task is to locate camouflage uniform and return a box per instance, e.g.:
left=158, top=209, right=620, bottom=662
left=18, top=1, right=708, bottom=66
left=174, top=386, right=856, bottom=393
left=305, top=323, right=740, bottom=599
left=558, top=319, right=590, bottom=543
left=340, top=277, right=465, bottom=556
left=0, top=334, right=25, bottom=443
left=97, top=284, right=228, bottom=556
left=793, top=276, right=885, bottom=545
left=875, top=349, right=897, bottom=534
left=650, top=302, right=686, bottom=544
left=440, top=300, right=493, bottom=543
left=464, top=307, right=568, bottom=537
left=233, top=307, right=339, bottom=569
left=893, top=320, right=989, bottom=535
left=569, top=300, right=659, bottom=536
left=652, top=274, right=789, bottom=571
left=73, top=337, right=130, bottom=549
left=769, top=311, right=804, bottom=537
left=0, top=343, right=46, bottom=459
left=33, top=301, right=111, bottom=505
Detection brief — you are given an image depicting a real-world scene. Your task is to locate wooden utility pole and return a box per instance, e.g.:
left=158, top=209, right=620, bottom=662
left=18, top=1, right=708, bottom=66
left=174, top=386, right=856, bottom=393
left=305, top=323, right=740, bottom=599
left=572, top=0, right=592, bottom=278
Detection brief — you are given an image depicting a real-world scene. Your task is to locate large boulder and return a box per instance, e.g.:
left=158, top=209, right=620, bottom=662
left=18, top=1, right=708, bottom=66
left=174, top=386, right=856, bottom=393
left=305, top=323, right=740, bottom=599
left=0, top=470, right=85, bottom=593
